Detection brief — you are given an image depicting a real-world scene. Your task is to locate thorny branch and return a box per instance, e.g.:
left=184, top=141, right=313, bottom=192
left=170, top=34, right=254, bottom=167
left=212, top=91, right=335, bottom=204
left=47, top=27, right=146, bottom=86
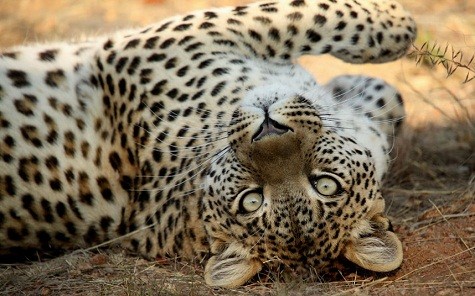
left=408, top=42, right=475, bottom=83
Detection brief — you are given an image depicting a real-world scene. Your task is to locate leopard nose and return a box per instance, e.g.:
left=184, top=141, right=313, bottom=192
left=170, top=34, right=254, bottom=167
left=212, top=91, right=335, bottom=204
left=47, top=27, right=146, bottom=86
left=252, top=113, right=292, bottom=142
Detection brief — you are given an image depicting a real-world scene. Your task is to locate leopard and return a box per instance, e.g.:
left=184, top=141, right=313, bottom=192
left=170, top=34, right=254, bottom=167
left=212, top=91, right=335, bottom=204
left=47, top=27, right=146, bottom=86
left=0, top=0, right=416, bottom=288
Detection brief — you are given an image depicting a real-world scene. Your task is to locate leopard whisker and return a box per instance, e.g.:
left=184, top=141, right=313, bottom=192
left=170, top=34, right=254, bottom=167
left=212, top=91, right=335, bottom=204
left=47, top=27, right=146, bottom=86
left=131, top=146, right=231, bottom=188
left=134, top=122, right=228, bottom=143
left=141, top=100, right=229, bottom=132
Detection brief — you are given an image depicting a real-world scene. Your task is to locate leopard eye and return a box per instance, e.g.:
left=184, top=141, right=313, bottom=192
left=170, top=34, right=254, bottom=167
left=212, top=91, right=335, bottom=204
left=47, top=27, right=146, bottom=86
left=240, top=191, right=263, bottom=213
left=313, top=176, right=340, bottom=196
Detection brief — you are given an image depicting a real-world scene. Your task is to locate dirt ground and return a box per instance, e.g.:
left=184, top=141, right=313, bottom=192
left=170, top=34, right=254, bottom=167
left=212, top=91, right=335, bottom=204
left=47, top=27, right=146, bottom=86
left=0, top=0, right=474, bottom=295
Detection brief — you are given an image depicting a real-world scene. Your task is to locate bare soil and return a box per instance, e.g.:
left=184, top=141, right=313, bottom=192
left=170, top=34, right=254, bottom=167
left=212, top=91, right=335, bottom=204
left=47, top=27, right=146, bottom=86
left=0, top=0, right=474, bottom=295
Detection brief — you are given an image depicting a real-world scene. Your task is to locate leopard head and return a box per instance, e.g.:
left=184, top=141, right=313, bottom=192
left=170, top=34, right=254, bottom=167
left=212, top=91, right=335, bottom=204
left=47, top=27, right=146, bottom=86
left=202, top=85, right=402, bottom=287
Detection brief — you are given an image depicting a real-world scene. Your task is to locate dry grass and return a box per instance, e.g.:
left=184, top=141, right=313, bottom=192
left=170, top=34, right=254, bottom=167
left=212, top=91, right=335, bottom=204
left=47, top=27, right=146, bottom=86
left=0, top=0, right=474, bottom=295
left=409, top=42, right=475, bottom=83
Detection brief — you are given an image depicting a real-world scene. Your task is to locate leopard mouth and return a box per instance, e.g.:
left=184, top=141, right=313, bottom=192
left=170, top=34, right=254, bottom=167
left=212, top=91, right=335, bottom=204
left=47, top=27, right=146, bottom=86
left=252, top=112, right=293, bottom=142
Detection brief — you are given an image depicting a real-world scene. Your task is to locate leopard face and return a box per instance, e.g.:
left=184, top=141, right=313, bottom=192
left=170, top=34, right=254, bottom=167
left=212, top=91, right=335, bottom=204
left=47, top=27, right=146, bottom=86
left=202, top=86, right=402, bottom=287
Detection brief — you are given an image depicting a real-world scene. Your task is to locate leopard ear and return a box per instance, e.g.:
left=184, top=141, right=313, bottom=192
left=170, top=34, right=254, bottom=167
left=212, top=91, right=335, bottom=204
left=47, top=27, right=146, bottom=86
left=343, top=230, right=403, bottom=272
left=204, top=244, right=262, bottom=288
